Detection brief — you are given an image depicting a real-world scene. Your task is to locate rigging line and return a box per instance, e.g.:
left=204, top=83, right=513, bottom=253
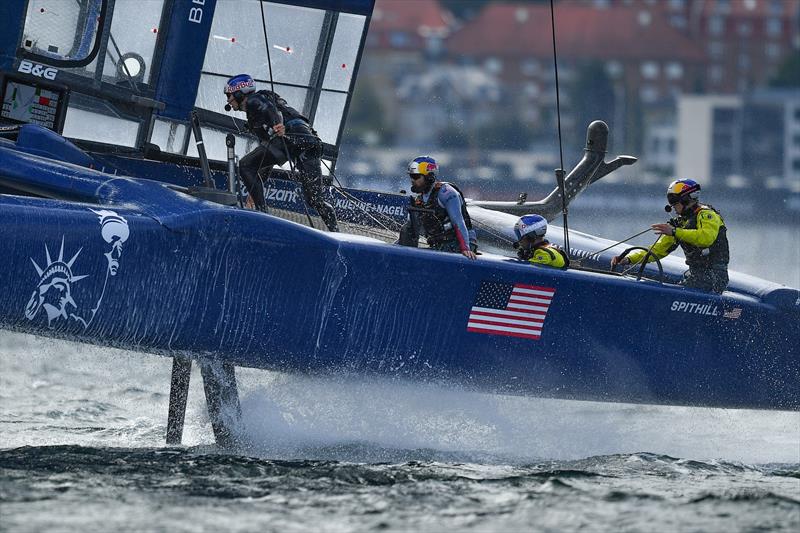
left=280, top=138, right=316, bottom=228
left=329, top=186, right=401, bottom=233
left=320, top=165, right=402, bottom=231
left=330, top=186, right=400, bottom=230
left=258, top=4, right=311, bottom=226
left=319, top=159, right=402, bottom=232
left=620, top=237, right=661, bottom=277
left=572, top=227, right=653, bottom=265
left=259, top=1, right=276, bottom=92
left=549, top=0, right=570, bottom=256
left=469, top=217, right=516, bottom=246
left=272, top=132, right=400, bottom=233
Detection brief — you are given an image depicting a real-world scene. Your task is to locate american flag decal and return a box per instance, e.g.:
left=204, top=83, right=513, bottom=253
left=467, top=281, right=555, bottom=340
left=723, top=307, right=742, bottom=319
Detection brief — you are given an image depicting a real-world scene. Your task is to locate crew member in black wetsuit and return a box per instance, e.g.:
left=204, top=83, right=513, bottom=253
left=398, top=156, right=478, bottom=259
left=223, top=74, right=338, bottom=232
left=611, top=178, right=729, bottom=293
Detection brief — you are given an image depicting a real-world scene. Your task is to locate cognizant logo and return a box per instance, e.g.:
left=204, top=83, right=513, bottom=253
left=265, top=188, right=300, bottom=204
left=18, top=60, right=58, bottom=81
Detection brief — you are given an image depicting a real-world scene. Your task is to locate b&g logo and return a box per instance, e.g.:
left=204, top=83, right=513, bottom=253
left=18, top=60, right=58, bottom=81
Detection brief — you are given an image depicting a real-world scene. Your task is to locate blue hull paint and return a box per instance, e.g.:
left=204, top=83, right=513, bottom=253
left=0, top=136, right=798, bottom=411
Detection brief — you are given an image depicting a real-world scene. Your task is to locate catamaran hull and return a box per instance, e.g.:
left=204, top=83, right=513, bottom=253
left=1, top=189, right=797, bottom=411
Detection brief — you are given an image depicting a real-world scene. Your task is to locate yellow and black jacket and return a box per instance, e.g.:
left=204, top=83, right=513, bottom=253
left=520, top=241, right=569, bottom=269
left=629, top=204, right=729, bottom=270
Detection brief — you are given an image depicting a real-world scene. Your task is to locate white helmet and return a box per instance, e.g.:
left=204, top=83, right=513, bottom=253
left=514, top=214, right=547, bottom=242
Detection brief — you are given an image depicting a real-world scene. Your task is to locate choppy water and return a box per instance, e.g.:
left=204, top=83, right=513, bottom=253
left=1, top=333, right=799, bottom=532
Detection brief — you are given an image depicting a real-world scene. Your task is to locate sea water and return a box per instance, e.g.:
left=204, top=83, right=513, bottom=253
left=1, top=332, right=798, bottom=532
left=1, top=219, right=799, bottom=532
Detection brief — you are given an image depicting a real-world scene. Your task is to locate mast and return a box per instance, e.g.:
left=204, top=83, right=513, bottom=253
left=154, top=0, right=218, bottom=121
left=549, top=0, right=570, bottom=257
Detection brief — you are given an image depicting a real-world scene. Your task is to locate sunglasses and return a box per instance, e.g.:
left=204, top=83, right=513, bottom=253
left=667, top=193, right=683, bottom=205
left=409, top=174, right=425, bottom=180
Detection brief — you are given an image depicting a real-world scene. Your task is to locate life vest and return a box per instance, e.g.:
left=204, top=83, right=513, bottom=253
left=255, top=90, right=308, bottom=124
left=408, top=182, right=473, bottom=245
left=675, top=204, right=729, bottom=269
left=519, top=240, right=570, bottom=269
left=245, top=90, right=314, bottom=144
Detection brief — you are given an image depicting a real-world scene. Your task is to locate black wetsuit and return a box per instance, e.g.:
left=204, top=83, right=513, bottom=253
left=238, top=90, right=338, bottom=231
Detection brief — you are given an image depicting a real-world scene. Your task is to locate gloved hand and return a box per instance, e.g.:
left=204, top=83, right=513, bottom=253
left=611, top=255, right=630, bottom=268
left=516, top=247, right=533, bottom=261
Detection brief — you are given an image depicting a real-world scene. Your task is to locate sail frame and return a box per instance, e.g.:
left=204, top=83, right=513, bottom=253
left=1, top=0, right=375, bottom=170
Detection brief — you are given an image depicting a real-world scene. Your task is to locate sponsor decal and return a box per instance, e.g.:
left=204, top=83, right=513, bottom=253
left=467, top=282, right=555, bottom=340
left=722, top=307, right=742, bottom=320
left=24, top=238, right=88, bottom=326
left=188, top=0, right=205, bottom=24
left=671, top=300, right=745, bottom=319
left=25, top=209, right=130, bottom=328
left=265, top=188, right=300, bottom=204
left=333, top=198, right=405, bottom=217
left=18, top=60, right=58, bottom=81
left=670, top=300, right=720, bottom=316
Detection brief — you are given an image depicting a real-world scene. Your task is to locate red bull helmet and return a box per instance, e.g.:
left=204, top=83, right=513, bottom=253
left=665, top=178, right=700, bottom=212
left=224, top=74, right=256, bottom=104
left=407, top=156, right=437, bottom=182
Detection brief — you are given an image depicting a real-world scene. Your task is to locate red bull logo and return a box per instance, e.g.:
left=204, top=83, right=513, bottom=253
left=419, top=161, right=436, bottom=175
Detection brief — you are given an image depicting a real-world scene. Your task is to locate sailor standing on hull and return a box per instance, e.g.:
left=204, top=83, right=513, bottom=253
left=223, top=74, right=339, bottom=232
left=513, top=214, right=569, bottom=269
left=612, top=179, right=729, bottom=293
left=398, top=156, right=478, bottom=259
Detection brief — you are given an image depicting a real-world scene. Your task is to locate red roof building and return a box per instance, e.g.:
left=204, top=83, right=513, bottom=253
left=355, top=1, right=459, bottom=133
left=367, top=0, right=454, bottom=51
left=655, top=0, right=800, bottom=93
left=569, top=0, right=800, bottom=93
left=446, top=2, right=707, bottom=106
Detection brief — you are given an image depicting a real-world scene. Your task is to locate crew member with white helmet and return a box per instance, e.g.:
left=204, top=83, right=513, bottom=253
left=513, top=214, right=569, bottom=268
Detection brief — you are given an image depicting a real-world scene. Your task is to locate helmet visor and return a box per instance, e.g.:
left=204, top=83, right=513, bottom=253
left=667, top=193, right=683, bottom=205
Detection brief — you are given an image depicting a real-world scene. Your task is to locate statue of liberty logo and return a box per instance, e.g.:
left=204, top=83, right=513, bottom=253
left=25, top=209, right=130, bottom=329
left=24, top=238, right=88, bottom=327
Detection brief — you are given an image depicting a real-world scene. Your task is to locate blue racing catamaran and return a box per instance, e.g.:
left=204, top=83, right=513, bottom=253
left=0, top=0, right=797, bottom=445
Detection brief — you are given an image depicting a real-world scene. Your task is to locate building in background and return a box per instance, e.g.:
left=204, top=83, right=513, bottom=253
left=576, top=0, right=799, bottom=94
left=446, top=2, right=706, bottom=139
left=676, top=90, right=800, bottom=191
left=342, top=0, right=800, bottom=198
left=653, top=0, right=800, bottom=93
left=357, top=0, right=455, bottom=139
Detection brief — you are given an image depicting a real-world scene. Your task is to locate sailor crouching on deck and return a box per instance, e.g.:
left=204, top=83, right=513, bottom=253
left=223, top=74, right=339, bottom=232
left=611, top=179, right=729, bottom=294
left=513, top=214, right=569, bottom=269
left=398, top=156, right=478, bottom=259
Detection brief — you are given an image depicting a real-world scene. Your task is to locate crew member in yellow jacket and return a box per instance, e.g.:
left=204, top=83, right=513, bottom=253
left=513, top=214, right=569, bottom=269
left=612, top=179, right=729, bottom=293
